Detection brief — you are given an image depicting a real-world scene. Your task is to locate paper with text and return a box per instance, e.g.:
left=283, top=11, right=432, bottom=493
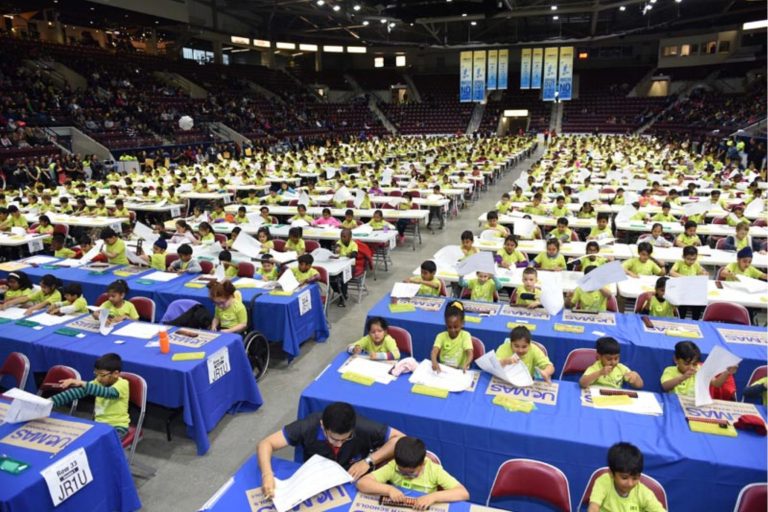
left=272, top=455, right=353, bottom=512
left=695, top=346, right=742, bottom=407
left=475, top=351, right=533, bottom=387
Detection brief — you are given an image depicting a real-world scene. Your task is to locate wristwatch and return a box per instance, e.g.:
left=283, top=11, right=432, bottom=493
left=365, top=456, right=374, bottom=468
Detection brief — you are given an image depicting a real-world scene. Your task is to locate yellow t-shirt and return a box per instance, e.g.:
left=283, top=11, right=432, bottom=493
left=533, top=252, right=566, bottom=270
left=5, top=288, right=32, bottom=299
left=53, top=296, right=89, bottom=314
left=149, top=252, right=166, bottom=271
left=292, top=267, right=319, bottom=283
left=258, top=266, right=279, bottom=281
left=215, top=299, right=248, bottom=329
left=465, top=279, right=497, bottom=302
left=589, top=473, right=666, bottom=512
left=589, top=226, right=614, bottom=239
left=27, top=289, right=61, bottom=305
left=337, top=240, right=358, bottom=257
left=54, top=247, right=77, bottom=258
left=514, top=286, right=541, bottom=306
left=106, top=238, right=129, bottom=265
left=413, top=277, right=440, bottom=296
left=648, top=296, right=675, bottom=318
left=371, top=459, right=459, bottom=494
left=671, top=260, right=703, bottom=276
left=661, top=366, right=695, bottom=396
left=103, top=301, right=139, bottom=320
left=622, top=257, right=660, bottom=276
left=675, top=233, right=700, bottom=247
left=433, top=330, right=472, bottom=368
left=724, top=262, right=763, bottom=281
left=350, top=334, right=400, bottom=359
left=496, top=248, right=526, bottom=266
left=285, top=239, right=306, bottom=255
left=496, top=342, right=551, bottom=378
left=550, top=206, right=570, bottom=218
left=583, top=361, right=631, bottom=388
left=93, top=377, right=130, bottom=429
left=571, top=287, right=608, bottom=311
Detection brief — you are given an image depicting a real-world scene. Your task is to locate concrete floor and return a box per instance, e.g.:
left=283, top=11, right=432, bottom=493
left=130, top=146, right=542, bottom=511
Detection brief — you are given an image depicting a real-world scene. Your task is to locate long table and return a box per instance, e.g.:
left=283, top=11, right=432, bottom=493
left=201, top=456, right=479, bottom=512
left=0, top=404, right=141, bottom=512
left=0, top=316, right=263, bottom=455
left=367, top=294, right=767, bottom=393
left=299, top=353, right=767, bottom=512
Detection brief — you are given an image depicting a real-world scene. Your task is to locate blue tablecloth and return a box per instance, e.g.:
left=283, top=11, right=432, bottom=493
left=368, top=295, right=768, bottom=393
left=0, top=317, right=263, bottom=455
left=156, top=283, right=330, bottom=358
left=0, top=405, right=141, bottom=512
left=299, top=353, right=767, bottom=512
left=203, top=456, right=477, bottom=512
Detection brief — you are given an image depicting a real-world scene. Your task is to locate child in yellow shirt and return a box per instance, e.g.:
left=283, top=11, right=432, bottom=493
left=579, top=337, right=643, bottom=389
left=460, top=230, right=478, bottom=259
left=404, top=260, right=442, bottom=296
left=533, top=239, right=566, bottom=271
left=347, top=317, right=401, bottom=360
left=431, top=301, right=472, bottom=372
left=495, top=235, right=527, bottom=268
left=495, top=326, right=554, bottom=381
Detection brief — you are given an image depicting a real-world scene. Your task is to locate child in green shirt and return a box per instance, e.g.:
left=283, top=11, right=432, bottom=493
left=431, top=301, right=473, bottom=372
left=568, top=265, right=613, bottom=311
left=721, top=246, right=766, bottom=281
left=460, top=230, right=479, bottom=259
left=209, top=280, right=248, bottom=333
left=588, top=212, right=614, bottom=241
left=639, top=277, right=676, bottom=318
left=15, top=274, right=63, bottom=316
left=661, top=341, right=737, bottom=396
left=48, top=283, right=89, bottom=315
left=52, top=233, right=77, bottom=259
left=623, top=242, right=664, bottom=278
left=587, top=443, right=666, bottom=512
left=95, top=280, right=139, bottom=325
left=495, top=326, right=554, bottom=381
left=50, top=353, right=130, bottom=439
left=347, top=316, right=401, bottom=360
left=404, top=260, right=442, bottom=296
left=512, top=267, right=542, bottom=308
left=580, top=336, right=643, bottom=389
left=533, top=239, right=567, bottom=271
left=139, top=238, right=168, bottom=271
left=674, top=220, right=701, bottom=248
left=291, top=254, right=320, bottom=285
left=495, top=235, right=527, bottom=268
left=101, top=227, right=129, bottom=265
left=458, top=272, right=502, bottom=302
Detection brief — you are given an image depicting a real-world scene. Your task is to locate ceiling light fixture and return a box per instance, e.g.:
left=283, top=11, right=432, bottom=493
left=353, top=4, right=361, bottom=10
left=553, top=15, right=559, bottom=20
left=333, top=5, right=341, bottom=11
left=316, top=0, right=324, bottom=5
left=470, top=21, right=477, bottom=25
left=389, top=22, right=395, bottom=27
left=619, top=5, right=626, bottom=11
left=380, top=18, right=387, bottom=23
left=551, top=5, right=557, bottom=10
left=362, top=20, right=369, bottom=25
left=461, top=12, right=467, bottom=17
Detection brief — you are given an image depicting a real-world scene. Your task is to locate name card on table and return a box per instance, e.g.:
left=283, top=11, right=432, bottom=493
left=499, top=305, right=550, bottom=321
left=28, top=238, right=44, bottom=253
left=717, top=328, right=767, bottom=346
left=485, top=377, right=559, bottom=406
left=350, top=493, right=448, bottom=512
left=207, top=347, right=231, bottom=385
left=562, top=310, right=616, bottom=326
left=246, top=486, right=350, bottom=512
left=41, top=447, right=93, bottom=506
left=1, top=417, right=93, bottom=454
left=641, top=319, right=702, bottom=338
left=677, top=395, right=760, bottom=424
left=342, top=264, right=352, bottom=284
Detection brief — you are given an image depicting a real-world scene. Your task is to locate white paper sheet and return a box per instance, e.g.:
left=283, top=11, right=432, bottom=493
left=434, top=245, right=464, bottom=268
left=391, top=282, right=421, bottom=298
left=81, top=240, right=104, bottom=264
left=694, top=346, right=742, bottom=407
left=23, top=255, right=59, bottom=265
left=142, top=271, right=180, bottom=282
left=475, top=351, right=533, bottom=387
left=290, top=219, right=310, bottom=228
left=456, top=251, right=495, bottom=276
left=589, top=387, right=663, bottom=415
left=615, top=205, right=637, bottom=224
left=298, top=192, right=310, bottom=207
left=54, top=258, right=85, bottom=268
left=514, top=171, right=530, bottom=191
left=278, top=268, right=300, bottom=293
left=133, top=222, right=159, bottom=246
left=332, top=186, right=352, bottom=203
left=683, top=200, right=711, bottom=217
left=338, top=357, right=395, bottom=384
left=352, top=224, right=373, bottom=235
left=577, top=188, right=600, bottom=204
left=272, top=455, right=353, bottom=512
left=270, top=250, right=298, bottom=264
left=511, top=218, right=535, bottom=238
left=234, top=277, right=276, bottom=289
left=232, top=231, right=262, bottom=259
left=112, top=322, right=163, bottom=340
left=538, top=272, right=564, bottom=315
left=29, top=312, right=80, bottom=326
left=576, top=260, right=627, bottom=292
left=214, top=263, right=226, bottom=282
left=0, top=307, right=28, bottom=320
left=126, top=249, right=145, bottom=266
left=246, top=213, right=265, bottom=226
left=744, top=198, right=765, bottom=218
left=3, top=387, right=53, bottom=423
left=311, top=248, right=334, bottom=262
left=408, top=359, right=473, bottom=392
left=734, top=275, right=767, bottom=294
left=353, top=190, right=365, bottom=209
left=665, top=276, right=708, bottom=306
left=480, top=229, right=503, bottom=241
left=98, top=307, right=112, bottom=336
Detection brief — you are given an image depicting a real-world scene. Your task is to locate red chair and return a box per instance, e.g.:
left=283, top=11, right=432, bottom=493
left=715, top=238, right=728, bottom=250
left=94, top=293, right=110, bottom=307
left=426, top=450, right=442, bottom=466
left=487, top=458, right=571, bottom=512
left=119, top=371, right=154, bottom=475
left=53, top=224, right=69, bottom=238
left=388, top=326, right=413, bottom=357
left=129, top=296, right=156, bottom=323
left=471, top=336, right=486, bottom=362
left=606, top=295, right=619, bottom=313
left=165, top=253, right=179, bottom=268
left=272, top=239, right=286, bottom=252
left=238, top=261, right=255, bottom=278
left=313, top=266, right=331, bottom=313
left=753, top=218, right=767, bottom=228
left=199, top=260, right=214, bottom=274
left=579, top=467, right=666, bottom=511
left=734, top=483, right=767, bottom=512
left=559, top=348, right=596, bottom=380
left=214, top=233, right=228, bottom=245
left=533, top=340, right=548, bottom=358
left=305, top=240, right=320, bottom=253
left=348, top=241, right=373, bottom=302
left=438, top=278, right=449, bottom=297
left=633, top=291, right=680, bottom=317
left=747, top=365, right=767, bottom=386
left=0, top=352, right=31, bottom=391
left=38, top=365, right=81, bottom=415
left=715, top=266, right=728, bottom=281
left=703, top=302, right=751, bottom=326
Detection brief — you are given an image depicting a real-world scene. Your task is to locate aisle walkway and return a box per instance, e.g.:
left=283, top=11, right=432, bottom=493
left=137, top=143, right=547, bottom=511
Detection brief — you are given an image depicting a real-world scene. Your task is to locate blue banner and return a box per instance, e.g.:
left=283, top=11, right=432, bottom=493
left=472, top=50, right=486, bottom=102
left=542, top=47, right=558, bottom=101
left=530, top=48, right=543, bottom=89
left=520, top=48, right=531, bottom=89
left=498, top=49, right=508, bottom=90
left=557, top=46, right=573, bottom=101
left=487, top=50, right=498, bottom=91
left=459, top=51, right=472, bottom=103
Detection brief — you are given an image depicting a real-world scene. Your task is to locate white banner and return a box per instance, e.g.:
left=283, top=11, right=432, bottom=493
left=459, top=51, right=473, bottom=103
left=520, top=48, right=531, bottom=89
left=498, top=49, right=509, bottom=90
left=472, top=50, right=486, bottom=102
left=530, top=48, right=543, bottom=89
left=487, top=49, right=498, bottom=90
left=557, top=46, right=574, bottom=101
left=542, top=47, right=559, bottom=101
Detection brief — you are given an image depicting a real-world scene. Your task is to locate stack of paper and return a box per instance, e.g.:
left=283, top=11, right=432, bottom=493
left=112, top=322, right=164, bottom=340
left=408, top=360, right=473, bottom=392
left=142, top=271, right=179, bottom=282
left=29, top=313, right=80, bottom=326
left=0, top=308, right=28, bottom=320
left=3, top=388, right=53, bottom=423
left=272, top=455, right=352, bottom=512
left=391, top=282, right=421, bottom=298
left=475, top=351, right=533, bottom=387
left=338, top=357, right=395, bottom=384
left=589, top=387, right=663, bottom=415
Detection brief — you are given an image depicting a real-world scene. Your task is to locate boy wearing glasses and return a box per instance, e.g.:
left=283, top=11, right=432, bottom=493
left=257, top=402, right=404, bottom=499
left=356, top=437, right=469, bottom=510
left=49, top=353, right=130, bottom=439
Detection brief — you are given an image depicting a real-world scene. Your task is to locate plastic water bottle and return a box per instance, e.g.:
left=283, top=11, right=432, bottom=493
left=159, top=328, right=170, bottom=354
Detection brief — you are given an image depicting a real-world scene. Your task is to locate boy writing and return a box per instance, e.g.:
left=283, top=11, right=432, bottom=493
left=404, top=260, right=442, bottom=296
left=580, top=336, right=644, bottom=389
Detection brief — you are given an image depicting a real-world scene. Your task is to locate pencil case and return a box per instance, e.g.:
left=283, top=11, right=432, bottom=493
left=55, top=327, right=81, bottom=336
left=411, top=384, right=449, bottom=398
left=665, top=329, right=701, bottom=338
left=341, top=372, right=374, bottom=386
left=15, top=319, right=39, bottom=328
left=464, top=315, right=482, bottom=324
left=554, top=323, right=584, bottom=333
left=389, top=303, right=416, bottom=313
left=135, top=279, right=155, bottom=285
left=592, top=394, right=633, bottom=407
left=492, top=395, right=535, bottom=413
left=171, top=352, right=206, bottom=361
left=507, top=322, right=536, bottom=331
left=270, top=290, right=293, bottom=296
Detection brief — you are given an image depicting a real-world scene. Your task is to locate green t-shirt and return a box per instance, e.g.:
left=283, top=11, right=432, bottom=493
left=496, top=342, right=551, bottom=378
left=106, top=238, right=128, bottom=265
left=725, top=262, right=763, bottom=280
left=337, top=240, right=358, bottom=257
left=497, top=248, right=527, bottom=266
left=433, top=330, right=472, bottom=368
left=589, top=226, right=614, bottom=239
left=675, top=233, right=700, bottom=247
left=671, top=260, right=703, bottom=276
left=661, top=366, right=695, bottom=396
left=103, top=301, right=139, bottom=320
left=149, top=252, right=166, bottom=271
left=648, top=296, right=675, bottom=318
left=589, top=472, right=666, bottom=512
left=622, top=257, right=661, bottom=276
left=292, top=267, right=319, bottom=283
left=27, top=289, right=61, bottom=305
left=215, top=299, right=248, bottom=329
left=94, top=377, right=130, bottom=429
left=414, top=277, right=441, bottom=296
left=533, top=252, right=566, bottom=270
left=465, top=279, right=497, bottom=302
left=514, top=287, right=541, bottom=307
left=571, top=287, right=608, bottom=311
left=550, top=206, right=570, bottom=218
left=53, top=296, right=89, bottom=314
left=583, top=361, right=631, bottom=389
left=54, top=247, right=77, bottom=258
left=350, top=334, right=400, bottom=359
left=286, top=239, right=306, bottom=255
left=523, top=204, right=547, bottom=216
left=371, top=459, right=459, bottom=494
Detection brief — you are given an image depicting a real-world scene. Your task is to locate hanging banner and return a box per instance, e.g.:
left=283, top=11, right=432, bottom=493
left=530, top=48, right=543, bottom=89
left=487, top=50, right=498, bottom=90
left=472, top=50, right=486, bottom=102
left=520, top=48, right=531, bottom=89
left=459, top=51, right=473, bottom=103
left=542, top=47, right=559, bottom=101
left=557, top=46, right=574, bottom=101
left=498, top=49, right=509, bottom=90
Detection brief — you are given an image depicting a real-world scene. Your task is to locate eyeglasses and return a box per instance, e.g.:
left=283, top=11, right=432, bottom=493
left=94, top=371, right=112, bottom=378
left=324, top=429, right=354, bottom=446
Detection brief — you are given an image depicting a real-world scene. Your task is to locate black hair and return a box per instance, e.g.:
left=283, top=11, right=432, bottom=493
left=637, top=242, right=653, bottom=255
left=52, top=232, right=66, bottom=245
left=297, top=253, right=314, bottom=266
left=556, top=195, right=565, bottom=202
left=509, top=326, right=532, bottom=343
left=100, top=227, right=118, bottom=240
left=365, top=316, right=389, bottom=332
left=218, top=250, right=232, bottom=262
left=655, top=276, right=668, bottom=289
left=674, top=341, right=701, bottom=363
left=78, top=235, right=92, bottom=246
left=682, top=246, right=698, bottom=257
left=288, top=226, right=303, bottom=238
left=322, top=402, right=356, bottom=434
left=651, top=223, right=663, bottom=232
left=420, top=260, right=437, bottom=273
left=39, top=215, right=50, bottom=224
left=684, top=220, right=697, bottom=230
left=198, top=221, right=213, bottom=233
left=486, top=211, right=499, bottom=221
left=460, top=230, right=473, bottom=242
left=586, top=241, right=599, bottom=252
left=95, top=353, right=122, bottom=373
left=106, top=279, right=130, bottom=295
left=177, top=244, right=193, bottom=256
left=8, top=271, right=32, bottom=290
left=39, top=274, right=62, bottom=290
left=596, top=336, right=620, bottom=355
left=60, top=283, right=83, bottom=297
left=256, top=227, right=271, bottom=240
left=557, top=217, right=569, bottom=226
left=231, top=226, right=242, bottom=236
left=345, top=209, right=354, bottom=216
left=661, top=201, right=671, bottom=209
left=504, top=234, right=518, bottom=245
left=394, top=437, right=427, bottom=469
left=607, top=442, right=644, bottom=475
left=546, top=238, right=560, bottom=249
left=444, top=300, right=465, bottom=322
left=597, top=212, right=610, bottom=222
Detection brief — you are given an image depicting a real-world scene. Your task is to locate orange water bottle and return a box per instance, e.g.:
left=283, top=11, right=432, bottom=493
left=159, top=328, right=170, bottom=354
